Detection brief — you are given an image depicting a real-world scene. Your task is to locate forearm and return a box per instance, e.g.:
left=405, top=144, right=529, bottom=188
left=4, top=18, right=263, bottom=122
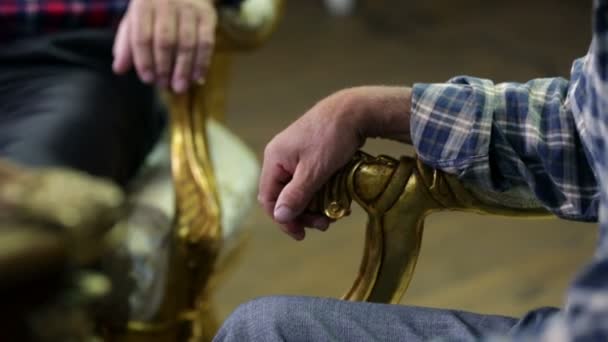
left=339, top=86, right=413, bottom=144
left=408, top=76, right=598, bottom=221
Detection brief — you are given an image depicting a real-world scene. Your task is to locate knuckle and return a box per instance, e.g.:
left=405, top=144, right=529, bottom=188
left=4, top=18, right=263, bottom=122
left=137, top=63, right=153, bottom=71
left=181, top=1, right=196, bottom=12
left=281, top=187, right=307, bottom=209
left=157, top=36, right=176, bottom=49
left=172, top=66, right=187, bottom=77
left=173, top=70, right=188, bottom=81
left=181, top=28, right=195, bottom=41
left=198, top=38, right=214, bottom=50
left=263, top=143, right=277, bottom=159
left=160, top=0, right=176, bottom=12
left=135, top=34, right=152, bottom=46
left=179, top=40, right=196, bottom=53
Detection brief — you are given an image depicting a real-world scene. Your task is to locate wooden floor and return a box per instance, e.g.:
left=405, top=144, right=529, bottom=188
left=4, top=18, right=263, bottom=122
left=214, top=0, right=597, bottom=321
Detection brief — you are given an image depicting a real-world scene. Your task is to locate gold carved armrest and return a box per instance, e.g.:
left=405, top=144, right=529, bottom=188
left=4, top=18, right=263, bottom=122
left=164, top=0, right=285, bottom=295
left=310, top=151, right=551, bottom=304
left=112, top=2, right=284, bottom=341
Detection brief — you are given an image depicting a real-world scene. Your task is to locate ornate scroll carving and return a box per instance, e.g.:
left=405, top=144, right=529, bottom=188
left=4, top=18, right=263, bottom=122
left=310, top=151, right=550, bottom=304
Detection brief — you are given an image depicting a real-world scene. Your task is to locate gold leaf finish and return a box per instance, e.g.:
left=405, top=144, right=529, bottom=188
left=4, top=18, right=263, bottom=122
left=310, top=152, right=551, bottom=305
left=109, top=3, right=284, bottom=339
left=118, top=82, right=223, bottom=342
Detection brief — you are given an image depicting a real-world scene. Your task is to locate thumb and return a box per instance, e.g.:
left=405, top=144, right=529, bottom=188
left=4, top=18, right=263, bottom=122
left=273, top=164, right=322, bottom=224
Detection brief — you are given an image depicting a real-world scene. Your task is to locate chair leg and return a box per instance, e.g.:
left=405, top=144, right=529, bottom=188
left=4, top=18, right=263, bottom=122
left=191, top=292, right=221, bottom=342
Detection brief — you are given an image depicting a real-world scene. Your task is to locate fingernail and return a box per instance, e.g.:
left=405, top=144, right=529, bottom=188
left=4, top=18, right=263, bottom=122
left=173, top=78, right=188, bottom=93
left=274, top=205, right=296, bottom=223
left=141, top=70, right=154, bottom=83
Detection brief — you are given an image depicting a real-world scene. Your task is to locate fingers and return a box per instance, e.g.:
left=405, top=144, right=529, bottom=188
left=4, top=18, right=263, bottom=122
left=130, top=1, right=155, bottom=84
left=258, top=161, right=292, bottom=218
left=259, top=146, right=332, bottom=241
left=153, top=2, right=178, bottom=88
left=118, top=0, right=216, bottom=89
left=112, top=19, right=133, bottom=74
left=273, top=162, right=325, bottom=223
left=279, top=214, right=331, bottom=241
left=280, top=222, right=305, bottom=241
left=192, top=5, right=216, bottom=82
left=172, top=7, right=197, bottom=93
left=274, top=164, right=324, bottom=224
left=297, top=213, right=331, bottom=231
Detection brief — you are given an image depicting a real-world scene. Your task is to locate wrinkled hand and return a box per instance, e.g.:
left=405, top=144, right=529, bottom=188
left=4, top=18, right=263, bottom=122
left=112, top=0, right=217, bottom=93
left=259, top=86, right=412, bottom=240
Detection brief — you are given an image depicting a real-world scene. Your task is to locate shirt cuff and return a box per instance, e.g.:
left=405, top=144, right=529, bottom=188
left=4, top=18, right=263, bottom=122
left=410, top=77, right=497, bottom=186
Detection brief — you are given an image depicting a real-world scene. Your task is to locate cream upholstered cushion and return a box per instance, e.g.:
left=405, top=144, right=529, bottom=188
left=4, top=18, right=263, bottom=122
left=127, top=119, right=260, bottom=239
left=114, top=119, right=259, bottom=320
left=208, top=119, right=261, bottom=239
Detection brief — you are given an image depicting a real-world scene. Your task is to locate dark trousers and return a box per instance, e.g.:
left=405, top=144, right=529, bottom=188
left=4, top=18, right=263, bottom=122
left=0, top=30, right=165, bottom=186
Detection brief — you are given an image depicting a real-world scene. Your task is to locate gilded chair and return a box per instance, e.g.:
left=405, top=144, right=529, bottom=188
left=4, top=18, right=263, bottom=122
left=98, top=0, right=284, bottom=341
left=309, top=151, right=550, bottom=304
left=0, top=160, right=123, bottom=341
left=0, top=1, right=282, bottom=340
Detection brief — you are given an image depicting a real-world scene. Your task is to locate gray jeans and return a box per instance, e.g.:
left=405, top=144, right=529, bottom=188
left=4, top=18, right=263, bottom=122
left=213, top=296, right=559, bottom=342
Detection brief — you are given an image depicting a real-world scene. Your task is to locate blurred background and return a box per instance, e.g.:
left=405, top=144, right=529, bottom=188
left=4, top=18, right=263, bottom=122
left=215, top=0, right=596, bottom=321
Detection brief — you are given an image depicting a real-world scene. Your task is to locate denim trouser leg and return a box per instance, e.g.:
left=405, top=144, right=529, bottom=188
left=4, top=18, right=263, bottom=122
left=213, top=296, right=555, bottom=342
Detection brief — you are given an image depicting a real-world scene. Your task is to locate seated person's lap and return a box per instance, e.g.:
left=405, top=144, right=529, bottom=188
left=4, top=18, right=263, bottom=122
left=0, top=30, right=165, bottom=186
left=214, top=296, right=559, bottom=342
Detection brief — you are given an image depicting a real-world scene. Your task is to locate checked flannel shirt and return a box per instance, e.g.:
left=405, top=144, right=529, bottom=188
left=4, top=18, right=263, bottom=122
left=410, top=0, right=608, bottom=340
left=0, top=0, right=242, bottom=43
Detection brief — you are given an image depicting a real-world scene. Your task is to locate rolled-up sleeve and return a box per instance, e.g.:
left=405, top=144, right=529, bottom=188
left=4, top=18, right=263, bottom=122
left=410, top=76, right=598, bottom=221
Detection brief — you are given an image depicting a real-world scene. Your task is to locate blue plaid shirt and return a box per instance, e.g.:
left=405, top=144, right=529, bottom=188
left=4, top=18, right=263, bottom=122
left=410, top=1, right=608, bottom=340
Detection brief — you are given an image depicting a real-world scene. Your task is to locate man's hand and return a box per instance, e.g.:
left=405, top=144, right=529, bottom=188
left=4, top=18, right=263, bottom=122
left=259, top=86, right=412, bottom=240
left=112, top=0, right=217, bottom=93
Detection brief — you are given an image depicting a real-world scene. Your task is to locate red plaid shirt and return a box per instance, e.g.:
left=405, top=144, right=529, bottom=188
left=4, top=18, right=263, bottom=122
left=0, top=0, right=242, bottom=43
